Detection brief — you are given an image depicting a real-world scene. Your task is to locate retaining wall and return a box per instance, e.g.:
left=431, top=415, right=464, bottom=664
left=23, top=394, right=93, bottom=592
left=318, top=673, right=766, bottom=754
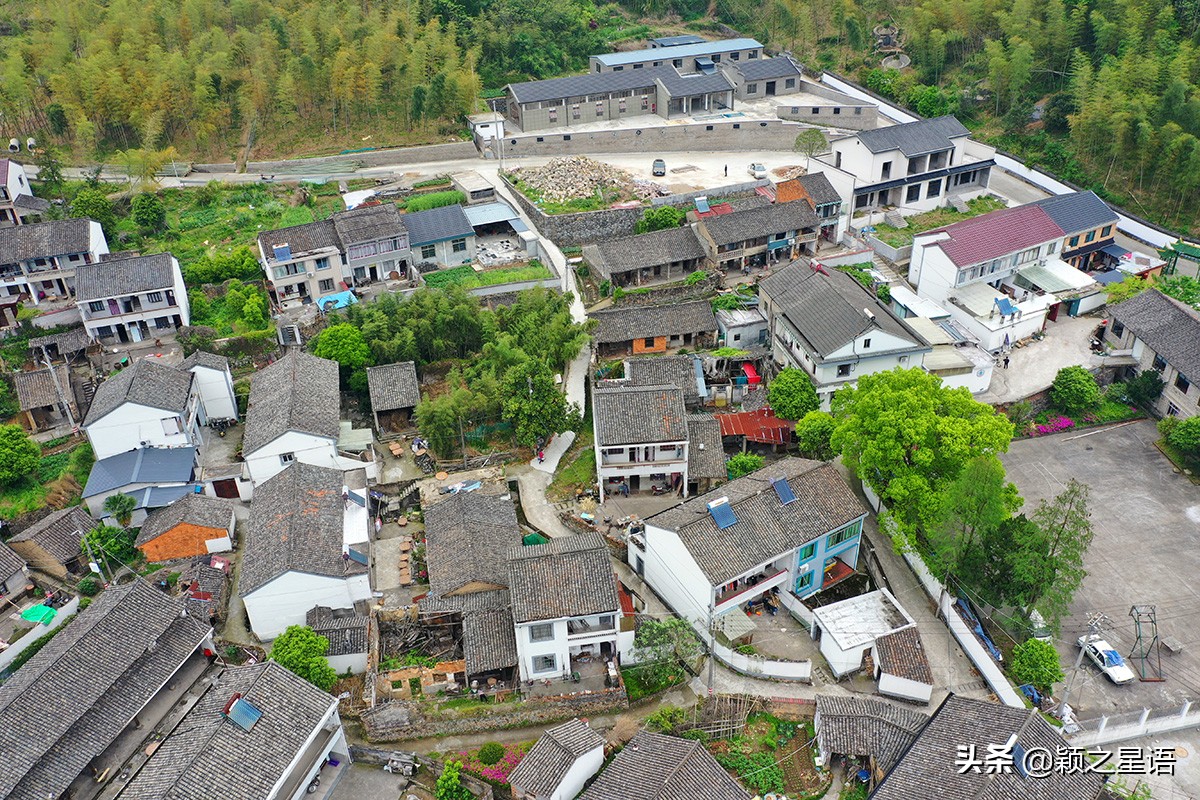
left=192, top=141, right=480, bottom=175
left=499, top=119, right=803, bottom=159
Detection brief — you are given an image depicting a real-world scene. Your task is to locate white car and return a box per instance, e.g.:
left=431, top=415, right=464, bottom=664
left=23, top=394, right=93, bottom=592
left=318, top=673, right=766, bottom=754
left=1078, top=635, right=1136, bottom=685
left=747, top=163, right=767, bottom=179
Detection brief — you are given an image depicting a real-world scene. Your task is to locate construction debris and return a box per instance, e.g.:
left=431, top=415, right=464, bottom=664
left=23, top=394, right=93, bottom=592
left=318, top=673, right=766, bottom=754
left=513, top=156, right=639, bottom=203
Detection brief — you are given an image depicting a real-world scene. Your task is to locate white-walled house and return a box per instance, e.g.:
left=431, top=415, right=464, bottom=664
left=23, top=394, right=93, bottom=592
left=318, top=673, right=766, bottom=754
left=509, top=719, right=606, bottom=800
left=872, top=626, right=934, bottom=704
left=0, top=158, right=49, bottom=226
left=592, top=384, right=690, bottom=501
left=181, top=350, right=238, bottom=421
left=760, top=263, right=931, bottom=408
left=307, top=606, right=370, bottom=675
left=810, top=589, right=916, bottom=678
left=633, top=457, right=868, bottom=643
left=0, top=218, right=108, bottom=304
left=75, top=252, right=190, bottom=344
left=83, top=358, right=200, bottom=460
left=238, top=462, right=372, bottom=641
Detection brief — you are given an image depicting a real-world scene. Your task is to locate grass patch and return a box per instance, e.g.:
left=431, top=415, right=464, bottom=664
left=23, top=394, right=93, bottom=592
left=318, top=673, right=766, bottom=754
left=871, top=196, right=1009, bottom=247
left=1156, top=438, right=1200, bottom=482
left=423, top=262, right=553, bottom=291
left=0, top=442, right=93, bottom=518
left=547, top=433, right=596, bottom=501
left=622, top=663, right=687, bottom=702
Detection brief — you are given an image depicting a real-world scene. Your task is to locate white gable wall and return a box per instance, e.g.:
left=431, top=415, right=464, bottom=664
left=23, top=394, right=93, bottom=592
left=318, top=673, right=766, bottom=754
left=635, top=524, right=713, bottom=634
left=243, top=570, right=372, bottom=640
left=554, top=746, right=605, bottom=800
left=85, top=402, right=197, bottom=460
left=245, top=430, right=339, bottom=484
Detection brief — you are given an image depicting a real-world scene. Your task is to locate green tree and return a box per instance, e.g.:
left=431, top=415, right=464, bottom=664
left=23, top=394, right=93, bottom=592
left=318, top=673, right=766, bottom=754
left=1104, top=277, right=1149, bottom=304
left=1157, top=277, right=1200, bottom=307
left=130, top=192, right=166, bottom=232
left=312, top=323, right=373, bottom=382
left=1167, top=416, right=1200, bottom=456
left=795, top=411, right=836, bottom=461
left=69, top=188, right=116, bottom=236
left=645, top=705, right=688, bottom=734
left=501, top=360, right=580, bottom=449
left=83, top=524, right=138, bottom=564
left=1009, top=639, right=1065, bottom=694
left=436, top=761, right=472, bottom=800
left=767, top=368, right=819, bottom=421
left=1022, top=480, right=1095, bottom=630
left=240, top=294, right=269, bottom=330
left=1126, top=369, right=1165, bottom=408
left=0, top=425, right=40, bottom=487
left=1049, top=366, right=1101, bottom=416
left=726, top=452, right=764, bottom=479
left=476, top=742, right=505, bottom=765
left=34, top=145, right=65, bottom=202
left=632, top=618, right=702, bottom=688
left=269, top=625, right=338, bottom=691
left=793, top=128, right=828, bottom=158
left=929, top=455, right=1021, bottom=583
left=103, top=493, right=138, bottom=527
left=634, top=205, right=686, bottom=234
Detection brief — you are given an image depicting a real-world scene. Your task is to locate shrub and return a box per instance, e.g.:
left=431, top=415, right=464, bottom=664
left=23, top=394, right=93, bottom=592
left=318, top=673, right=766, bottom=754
left=76, top=576, right=101, bottom=597
left=1005, top=400, right=1035, bottom=428
left=646, top=705, right=688, bottom=735
left=476, top=742, right=506, bottom=766
left=1049, top=366, right=1101, bottom=416
left=405, top=190, right=465, bottom=213
left=726, top=452, right=764, bottom=479
left=1127, top=369, right=1165, bottom=408
left=1167, top=416, right=1200, bottom=457
left=1104, top=382, right=1130, bottom=404
left=1158, top=416, right=1181, bottom=439
left=1033, top=415, right=1075, bottom=436
left=1009, top=639, right=1065, bottom=694
left=684, top=269, right=708, bottom=285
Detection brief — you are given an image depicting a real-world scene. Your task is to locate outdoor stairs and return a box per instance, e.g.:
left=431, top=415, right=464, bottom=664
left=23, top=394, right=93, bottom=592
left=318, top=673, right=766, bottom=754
left=871, top=252, right=907, bottom=286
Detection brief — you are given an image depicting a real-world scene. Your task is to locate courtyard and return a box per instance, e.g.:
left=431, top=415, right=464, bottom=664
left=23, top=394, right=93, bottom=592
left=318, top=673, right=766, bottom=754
left=1001, top=420, right=1200, bottom=716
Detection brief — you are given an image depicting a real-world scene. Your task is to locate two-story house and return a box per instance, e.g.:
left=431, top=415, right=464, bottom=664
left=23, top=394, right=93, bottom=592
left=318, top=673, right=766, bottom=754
left=1109, top=289, right=1200, bottom=420
left=696, top=201, right=821, bottom=269
left=590, top=299, right=718, bottom=357
left=75, top=252, right=189, bottom=343
left=822, top=116, right=996, bottom=217
left=331, top=203, right=410, bottom=284
left=775, top=173, right=845, bottom=245
left=0, top=218, right=109, bottom=304
left=1028, top=190, right=1120, bottom=271
left=258, top=219, right=343, bottom=308
left=405, top=204, right=477, bottom=268
left=0, top=159, right=49, bottom=226
left=82, top=357, right=200, bottom=459
left=508, top=532, right=632, bottom=683
left=632, top=457, right=868, bottom=670
left=760, top=263, right=931, bottom=408
left=592, top=383, right=690, bottom=501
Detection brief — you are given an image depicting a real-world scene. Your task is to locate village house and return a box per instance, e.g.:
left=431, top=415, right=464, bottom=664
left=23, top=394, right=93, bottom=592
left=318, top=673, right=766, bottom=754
left=873, top=626, right=935, bottom=703
left=591, top=37, right=764, bottom=74
left=135, top=492, right=236, bottom=562
left=28, top=327, right=90, bottom=364
left=307, top=605, right=370, bottom=675
left=365, top=361, right=421, bottom=433
left=686, top=414, right=728, bottom=497
left=633, top=457, right=868, bottom=644
left=508, top=718, right=607, bottom=800
left=774, top=172, right=845, bottom=244
left=181, top=350, right=238, bottom=421
left=695, top=201, right=822, bottom=269
left=0, top=217, right=108, bottom=304
left=716, top=307, right=769, bottom=349
left=579, top=730, right=750, bottom=800
left=590, top=299, right=717, bottom=357
left=1108, top=289, right=1200, bottom=419
left=0, top=540, right=27, bottom=598
left=719, top=53, right=804, bottom=100
left=75, top=252, right=190, bottom=344
left=809, top=588, right=919, bottom=679
left=581, top=226, right=707, bottom=289
left=179, top=553, right=232, bottom=622
left=0, top=581, right=214, bottom=800
left=331, top=202, right=410, bottom=285
left=1030, top=190, right=1121, bottom=271
left=12, top=365, right=76, bottom=432
left=592, top=383, right=690, bottom=501
left=813, top=696, right=928, bottom=784
left=452, top=171, right=498, bottom=204
left=0, top=158, right=49, bottom=226
left=760, top=264, right=931, bottom=408
left=82, top=446, right=198, bottom=525
left=405, top=204, right=477, bottom=268
left=5, top=506, right=96, bottom=579
left=82, top=358, right=200, bottom=460
left=622, top=354, right=707, bottom=407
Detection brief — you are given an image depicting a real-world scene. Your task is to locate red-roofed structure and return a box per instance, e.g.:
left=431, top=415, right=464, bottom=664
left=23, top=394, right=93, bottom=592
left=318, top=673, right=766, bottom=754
left=693, top=202, right=735, bottom=219
left=716, top=408, right=793, bottom=444
left=925, top=204, right=1064, bottom=268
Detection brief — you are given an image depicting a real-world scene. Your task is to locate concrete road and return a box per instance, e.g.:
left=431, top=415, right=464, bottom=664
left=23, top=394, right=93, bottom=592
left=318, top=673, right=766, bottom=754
left=978, top=313, right=1108, bottom=405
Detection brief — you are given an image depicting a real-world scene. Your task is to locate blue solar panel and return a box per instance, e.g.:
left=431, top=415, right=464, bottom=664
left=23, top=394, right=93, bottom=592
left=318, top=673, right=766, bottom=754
left=226, top=698, right=264, bottom=732
left=994, top=296, right=1018, bottom=316
left=771, top=477, right=797, bottom=505
left=695, top=196, right=711, bottom=213
left=707, top=499, right=737, bottom=529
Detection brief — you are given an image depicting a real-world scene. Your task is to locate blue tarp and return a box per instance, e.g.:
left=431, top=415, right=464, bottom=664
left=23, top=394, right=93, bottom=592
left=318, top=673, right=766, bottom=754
left=320, top=291, right=358, bottom=311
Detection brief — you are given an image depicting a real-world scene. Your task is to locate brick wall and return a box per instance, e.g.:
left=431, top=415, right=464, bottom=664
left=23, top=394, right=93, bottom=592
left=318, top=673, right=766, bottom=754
left=632, top=336, right=667, bottom=354
left=137, top=523, right=228, bottom=562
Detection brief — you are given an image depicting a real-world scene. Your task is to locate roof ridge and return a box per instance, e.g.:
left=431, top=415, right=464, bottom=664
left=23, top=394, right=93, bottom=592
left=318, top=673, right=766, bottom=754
left=653, top=738, right=706, bottom=800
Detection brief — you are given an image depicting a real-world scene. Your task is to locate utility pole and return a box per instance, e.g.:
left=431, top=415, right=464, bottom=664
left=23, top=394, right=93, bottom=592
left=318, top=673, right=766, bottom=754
left=458, top=416, right=467, bottom=469
left=1059, top=612, right=1106, bottom=716
left=39, top=346, right=75, bottom=429
left=706, top=603, right=716, bottom=697
left=81, top=531, right=109, bottom=586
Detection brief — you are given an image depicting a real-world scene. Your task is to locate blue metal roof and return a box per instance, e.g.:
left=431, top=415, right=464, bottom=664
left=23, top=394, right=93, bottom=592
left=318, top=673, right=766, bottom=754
left=319, top=290, right=358, bottom=311
left=83, top=447, right=197, bottom=498
left=403, top=204, right=475, bottom=246
left=463, top=201, right=520, bottom=228
left=592, top=38, right=762, bottom=67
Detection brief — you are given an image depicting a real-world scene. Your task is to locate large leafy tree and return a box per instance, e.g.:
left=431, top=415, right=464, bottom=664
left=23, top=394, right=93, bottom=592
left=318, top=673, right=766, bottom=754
left=83, top=524, right=138, bottom=565
left=1009, top=639, right=1065, bottom=694
left=312, top=323, right=373, bottom=388
left=1049, top=366, right=1101, bottom=416
left=1018, top=480, right=1096, bottom=630
left=0, top=425, right=40, bottom=487
left=794, top=411, right=836, bottom=461
left=632, top=618, right=703, bottom=688
left=928, top=455, right=1022, bottom=583
left=501, top=360, right=580, bottom=449
left=435, top=761, right=473, bottom=800
left=69, top=188, right=116, bottom=237
left=269, top=625, right=338, bottom=691
left=767, top=368, right=820, bottom=421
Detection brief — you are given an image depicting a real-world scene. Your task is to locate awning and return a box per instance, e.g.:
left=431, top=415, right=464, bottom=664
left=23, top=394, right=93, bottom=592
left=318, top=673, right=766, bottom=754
left=1102, top=244, right=1131, bottom=260
left=742, top=362, right=761, bottom=385
left=1061, top=239, right=1111, bottom=258
left=767, top=239, right=791, bottom=251
left=714, top=608, right=757, bottom=640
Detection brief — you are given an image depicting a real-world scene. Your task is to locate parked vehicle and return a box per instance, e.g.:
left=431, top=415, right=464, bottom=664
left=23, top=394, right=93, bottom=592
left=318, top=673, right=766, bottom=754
left=652, top=159, right=667, bottom=177
left=747, top=163, right=767, bottom=179
left=1078, top=634, right=1136, bottom=684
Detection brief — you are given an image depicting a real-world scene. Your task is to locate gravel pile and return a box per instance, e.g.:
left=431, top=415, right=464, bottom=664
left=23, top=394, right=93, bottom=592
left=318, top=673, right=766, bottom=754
left=515, top=156, right=636, bottom=202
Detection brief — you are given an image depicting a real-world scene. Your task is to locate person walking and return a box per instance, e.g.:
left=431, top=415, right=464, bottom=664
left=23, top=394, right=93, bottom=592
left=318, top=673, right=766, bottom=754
left=1003, top=355, right=1010, bottom=370
left=724, top=164, right=728, bottom=177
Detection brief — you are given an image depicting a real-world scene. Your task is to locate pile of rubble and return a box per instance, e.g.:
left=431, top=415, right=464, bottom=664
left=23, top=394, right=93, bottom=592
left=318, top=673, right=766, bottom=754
left=630, top=178, right=669, bottom=199
left=773, top=165, right=808, bottom=180
left=515, top=156, right=635, bottom=203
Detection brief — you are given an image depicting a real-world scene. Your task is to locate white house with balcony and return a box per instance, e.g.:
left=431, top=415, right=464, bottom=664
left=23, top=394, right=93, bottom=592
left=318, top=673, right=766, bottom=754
left=0, top=218, right=108, bottom=304
left=632, top=457, right=868, bottom=644
left=759, top=263, right=931, bottom=409
left=591, top=383, right=690, bottom=501
left=82, top=357, right=201, bottom=460
left=75, top=252, right=189, bottom=344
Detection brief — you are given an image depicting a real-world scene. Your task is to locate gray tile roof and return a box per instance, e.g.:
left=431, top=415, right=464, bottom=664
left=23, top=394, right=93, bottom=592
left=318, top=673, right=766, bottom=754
left=180, top=555, right=230, bottom=619
left=75, top=252, right=179, bottom=300
left=760, top=263, right=928, bottom=360
left=590, top=299, right=717, bottom=344
left=13, top=193, right=49, bottom=212
left=402, top=204, right=474, bottom=246
left=7, top=506, right=96, bottom=564
left=242, top=351, right=340, bottom=455
left=657, top=69, right=735, bottom=98
left=180, top=350, right=230, bottom=373
left=136, top=493, right=236, bottom=547
left=12, top=365, right=71, bottom=411
left=580, top=730, right=750, bottom=800
left=238, top=462, right=368, bottom=596
left=1110, top=289, right=1200, bottom=380
left=582, top=226, right=707, bottom=281
left=0, top=540, right=23, bottom=582
left=258, top=219, right=340, bottom=262
left=872, top=694, right=1109, bottom=800
left=733, top=55, right=803, bottom=81
left=650, top=34, right=706, bottom=46
left=117, top=661, right=336, bottom=800
left=815, top=696, right=927, bottom=773
left=82, top=446, right=197, bottom=499
left=851, top=115, right=970, bottom=157
left=419, top=587, right=513, bottom=616
left=509, top=718, right=606, bottom=797
left=624, top=355, right=703, bottom=404
left=331, top=202, right=407, bottom=245
left=797, top=173, right=842, bottom=207
left=462, top=604, right=520, bottom=674
left=423, top=492, right=522, bottom=599
left=508, top=70, right=662, bottom=105
left=28, top=326, right=90, bottom=355
left=1029, top=190, right=1118, bottom=236
left=0, top=218, right=96, bottom=263
left=83, top=358, right=194, bottom=426
left=366, top=361, right=420, bottom=412
left=686, top=414, right=726, bottom=479
left=0, top=581, right=209, bottom=800
left=699, top=201, right=820, bottom=246
left=507, top=532, right=620, bottom=623
left=874, top=626, right=933, bottom=685
left=593, top=383, right=688, bottom=446
left=647, top=457, right=867, bottom=585
left=307, top=605, right=369, bottom=656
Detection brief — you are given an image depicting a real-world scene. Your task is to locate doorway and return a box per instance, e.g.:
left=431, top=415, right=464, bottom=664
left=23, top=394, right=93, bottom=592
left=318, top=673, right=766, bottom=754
left=765, top=81, right=776, bottom=96
left=213, top=479, right=240, bottom=499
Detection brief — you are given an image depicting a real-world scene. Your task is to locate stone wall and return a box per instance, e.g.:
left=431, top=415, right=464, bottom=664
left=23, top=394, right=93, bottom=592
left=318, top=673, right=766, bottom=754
left=500, top=118, right=803, bottom=158
left=192, top=141, right=480, bottom=174
left=777, top=105, right=878, bottom=131
left=612, top=275, right=719, bottom=306
left=995, top=363, right=1123, bottom=416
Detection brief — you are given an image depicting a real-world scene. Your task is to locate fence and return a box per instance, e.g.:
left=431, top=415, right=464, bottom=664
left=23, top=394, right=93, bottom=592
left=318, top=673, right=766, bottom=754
left=712, top=638, right=813, bottom=682
left=1068, top=702, right=1200, bottom=747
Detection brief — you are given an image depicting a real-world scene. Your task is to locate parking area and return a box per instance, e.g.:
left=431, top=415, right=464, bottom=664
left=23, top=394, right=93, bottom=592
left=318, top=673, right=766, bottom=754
left=1001, top=420, right=1200, bottom=716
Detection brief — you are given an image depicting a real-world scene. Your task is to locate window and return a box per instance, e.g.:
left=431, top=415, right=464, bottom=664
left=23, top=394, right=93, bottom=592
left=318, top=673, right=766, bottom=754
left=1176, top=373, right=1191, bottom=393
left=451, top=238, right=468, bottom=253
left=280, top=452, right=295, bottom=465
left=673, top=59, right=683, bottom=68
left=537, top=136, right=544, bottom=142
left=548, top=109, right=557, bottom=122
left=796, top=571, right=814, bottom=592
left=835, top=152, right=842, bottom=169
left=749, top=50, right=758, bottom=58
left=533, top=654, right=557, bottom=673
left=1111, top=321, right=1125, bottom=338
left=927, top=179, right=942, bottom=198
left=798, top=542, right=816, bottom=562
left=530, top=623, right=554, bottom=642
left=862, top=338, right=871, bottom=349
left=837, top=364, right=851, bottom=377
left=572, top=104, right=581, bottom=120
left=88, top=301, right=105, bottom=312
left=1085, top=230, right=1097, bottom=243
left=599, top=615, right=614, bottom=628
left=746, top=83, right=758, bottom=94
left=315, top=256, right=331, bottom=270
left=155, top=316, right=172, bottom=329
left=641, top=96, right=649, bottom=110
left=420, top=244, right=436, bottom=259
left=162, top=417, right=183, bottom=435
left=653, top=61, right=662, bottom=67
left=906, top=185, right=921, bottom=203
left=146, top=291, right=163, bottom=303
left=1153, top=354, right=1167, bottom=371
left=563, top=134, right=571, bottom=141
left=833, top=107, right=841, bottom=115
left=881, top=161, right=892, bottom=179
left=643, top=338, right=655, bottom=348
left=785, top=78, right=795, bottom=88
left=619, top=99, right=627, bottom=113
left=733, top=333, right=741, bottom=341
left=596, top=101, right=604, bottom=116
left=712, top=54, right=721, bottom=62
left=811, top=107, right=819, bottom=115
left=732, top=123, right=740, bottom=129
left=1101, top=225, right=1113, bottom=237
left=633, top=63, right=643, bottom=69
left=828, top=526, right=857, bottom=547
left=1068, top=236, right=1080, bottom=248
left=1048, top=242, right=1058, bottom=254
left=613, top=65, right=624, bottom=72
left=1168, top=402, right=1181, bottom=417
left=854, top=107, right=863, bottom=115
left=319, top=278, right=335, bottom=292
left=731, top=52, right=740, bottom=61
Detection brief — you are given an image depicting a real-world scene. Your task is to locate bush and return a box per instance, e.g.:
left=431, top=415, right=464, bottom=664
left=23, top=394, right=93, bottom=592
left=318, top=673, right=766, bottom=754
left=1127, top=369, right=1165, bottom=408
left=726, top=452, right=764, bottom=479
left=476, top=742, right=506, bottom=766
left=1005, top=400, right=1035, bottom=428
left=1009, top=639, right=1065, bottom=694
left=635, top=205, right=685, bottom=234
left=1104, top=382, right=1130, bottom=404
left=795, top=410, right=836, bottom=460
left=1049, top=366, right=1101, bottom=416
left=404, top=190, right=465, bottom=213
left=1167, top=416, right=1200, bottom=457
left=1158, top=416, right=1181, bottom=439
left=76, top=576, right=101, bottom=597
left=767, top=367, right=819, bottom=421
left=645, top=705, right=688, bottom=735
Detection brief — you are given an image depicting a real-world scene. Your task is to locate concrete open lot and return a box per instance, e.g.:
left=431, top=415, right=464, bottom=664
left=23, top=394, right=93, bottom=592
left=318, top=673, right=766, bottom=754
left=1001, top=420, right=1200, bottom=717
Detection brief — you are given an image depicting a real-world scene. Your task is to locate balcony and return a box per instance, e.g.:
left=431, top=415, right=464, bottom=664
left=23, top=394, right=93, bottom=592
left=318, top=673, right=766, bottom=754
left=714, top=567, right=788, bottom=613
left=821, top=556, right=856, bottom=590
left=567, top=617, right=616, bottom=637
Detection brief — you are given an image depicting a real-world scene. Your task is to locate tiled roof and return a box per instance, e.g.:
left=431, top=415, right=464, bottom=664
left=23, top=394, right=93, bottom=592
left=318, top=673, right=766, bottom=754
left=12, top=365, right=71, bottom=411
left=593, top=384, right=688, bottom=446
left=117, top=662, right=336, bottom=800
left=419, top=587, right=512, bottom=616
left=699, top=201, right=819, bottom=245
left=75, top=252, right=179, bottom=300
left=760, top=264, right=927, bottom=359
left=625, top=354, right=702, bottom=403
left=686, top=414, right=726, bottom=479
left=872, top=694, right=1109, bottom=800
left=796, top=173, right=842, bottom=206
left=402, top=204, right=474, bottom=246
left=590, top=299, right=717, bottom=344
left=922, top=204, right=1061, bottom=268
left=581, top=226, right=707, bottom=280
left=509, top=719, right=606, bottom=797
left=28, top=326, right=90, bottom=355
left=873, top=626, right=934, bottom=685
left=8, top=506, right=96, bottom=564
left=136, top=493, right=236, bottom=547
left=238, top=462, right=368, bottom=596
left=82, top=447, right=196, bottom=499
left=851, top=115, right=970, bottom=156
left=331, top=202, right=407, bottom=245
left=580, top=730, right=750, bottom=800
left=509, top=69, right=661, bottom=105
left=180, top=555, right=230, bottom=619
left=12, top=193, right=49, bottom=212
left=1110, top=289, right=1200, bottom=380
left=733, top=55, right=803, bottom=81
left=0, top=218, right=96, bottom=263
left=83, top=358, right=193, bottom=426
left=462, top=605, right=520, bottom=674
left=1029, top=191, right=1117, bottom=236
left=257, top=219, right=339, bottom=262
left=242, top=351, right=340, bottom=455
left=423, top=491, right=521, bottom=599
left=593, top=37, right=762, bottom=67
left=0, top=540, right=23, bottom=582
left=815, top=696, right=927, bottom=773
left=0, top=581, right=209, bottom=800
left=366, top=361, right=420, bottom=412
left=657, top=70, right=735, bottom=98
left=180, top=350, right=230, bottom=373
left=306, top=605, right=369, bottom=656
left=647, top=457, right=866, bottom=585
left=507, top=532, right=620, bottom=623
